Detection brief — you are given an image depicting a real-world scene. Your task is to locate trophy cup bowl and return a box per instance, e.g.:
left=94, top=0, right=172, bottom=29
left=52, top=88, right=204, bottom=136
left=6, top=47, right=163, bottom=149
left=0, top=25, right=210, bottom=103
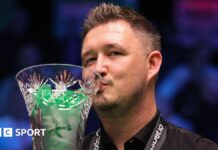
left=16, top=64, right=101, bottom=150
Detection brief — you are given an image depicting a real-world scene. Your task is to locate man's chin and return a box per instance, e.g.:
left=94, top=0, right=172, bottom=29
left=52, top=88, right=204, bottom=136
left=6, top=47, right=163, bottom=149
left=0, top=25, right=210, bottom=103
left=93, top=97, right=121, bottom=113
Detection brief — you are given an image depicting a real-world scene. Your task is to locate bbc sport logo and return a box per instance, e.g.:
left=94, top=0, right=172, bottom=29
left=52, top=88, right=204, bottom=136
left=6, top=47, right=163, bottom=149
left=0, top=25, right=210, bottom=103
left=0, top=128, right=13, bottom=137
left=0, top=128, right=46, bottom=137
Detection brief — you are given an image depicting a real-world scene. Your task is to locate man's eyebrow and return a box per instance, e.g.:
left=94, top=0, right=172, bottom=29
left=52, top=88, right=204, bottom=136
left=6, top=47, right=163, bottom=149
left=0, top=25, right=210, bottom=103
left=104, top=43, right=124, bottom=50
left=82, top=50, right=96, bottom=59
left=82, top=43, right=125, bottom=59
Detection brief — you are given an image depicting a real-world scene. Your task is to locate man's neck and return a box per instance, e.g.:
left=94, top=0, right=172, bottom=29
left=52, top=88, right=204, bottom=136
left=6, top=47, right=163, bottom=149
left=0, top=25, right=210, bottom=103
left=98, top=98, right=157, bottom=150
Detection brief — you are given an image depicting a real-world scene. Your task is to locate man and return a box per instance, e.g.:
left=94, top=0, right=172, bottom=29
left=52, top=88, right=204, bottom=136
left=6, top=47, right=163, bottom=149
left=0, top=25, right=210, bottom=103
left=81, top=3, right=218, bottom=150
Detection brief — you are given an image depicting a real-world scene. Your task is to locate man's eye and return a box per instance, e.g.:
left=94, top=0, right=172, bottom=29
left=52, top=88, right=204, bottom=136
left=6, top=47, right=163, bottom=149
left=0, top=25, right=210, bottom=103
left=110, top=51, right=122, bottom=56
left=85, top=58, right=96, bottom=66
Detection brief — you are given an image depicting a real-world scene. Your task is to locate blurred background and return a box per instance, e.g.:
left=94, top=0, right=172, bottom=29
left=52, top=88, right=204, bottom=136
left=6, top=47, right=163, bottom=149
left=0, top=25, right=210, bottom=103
left=0, top=0, right=218, bottom=149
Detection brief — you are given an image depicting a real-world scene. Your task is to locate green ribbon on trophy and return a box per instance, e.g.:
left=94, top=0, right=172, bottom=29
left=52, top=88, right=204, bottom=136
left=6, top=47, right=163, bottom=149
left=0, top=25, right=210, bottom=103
left=30, top=84, right=88, bottom=149
left=32, top=84, right=87, bottom=111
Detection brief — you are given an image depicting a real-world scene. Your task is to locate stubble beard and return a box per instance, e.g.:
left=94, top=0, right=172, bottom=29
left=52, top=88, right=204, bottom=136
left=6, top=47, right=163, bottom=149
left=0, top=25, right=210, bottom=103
left=93, top=85, right=145, bottom=117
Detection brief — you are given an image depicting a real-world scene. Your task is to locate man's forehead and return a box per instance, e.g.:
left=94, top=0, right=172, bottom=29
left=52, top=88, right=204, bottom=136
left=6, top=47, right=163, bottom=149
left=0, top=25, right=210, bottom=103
left=85, top=20, right=131, bottom=36
left=82, top=20, right=131, bottom=49
left=81, top=19, right=152, bottom=55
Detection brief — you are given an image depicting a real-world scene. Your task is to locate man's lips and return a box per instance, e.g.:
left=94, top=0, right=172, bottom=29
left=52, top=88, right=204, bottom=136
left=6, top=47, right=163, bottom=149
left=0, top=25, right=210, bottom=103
left=97, top=80, right=112, bottom=93
left=99, top=83, right=109, bottom=91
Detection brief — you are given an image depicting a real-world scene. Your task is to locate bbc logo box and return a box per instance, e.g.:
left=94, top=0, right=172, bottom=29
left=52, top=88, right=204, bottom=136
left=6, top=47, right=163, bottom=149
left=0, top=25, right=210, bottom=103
left=0, top=128, right=13, bottom=137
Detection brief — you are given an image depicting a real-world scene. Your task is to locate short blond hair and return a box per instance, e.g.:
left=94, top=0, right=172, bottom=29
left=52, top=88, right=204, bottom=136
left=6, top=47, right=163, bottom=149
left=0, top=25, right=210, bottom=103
left=82, top=3, right=161, bottom=50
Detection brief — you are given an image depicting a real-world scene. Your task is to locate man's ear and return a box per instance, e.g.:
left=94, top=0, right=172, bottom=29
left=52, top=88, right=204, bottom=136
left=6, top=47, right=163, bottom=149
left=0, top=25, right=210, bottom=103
left=147, top=50, right=162, bottom=81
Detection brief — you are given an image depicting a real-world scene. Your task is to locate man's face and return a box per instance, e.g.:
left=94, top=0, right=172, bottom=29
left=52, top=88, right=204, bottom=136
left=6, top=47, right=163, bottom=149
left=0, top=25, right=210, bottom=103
left=81, top=20, right=152, bottom=113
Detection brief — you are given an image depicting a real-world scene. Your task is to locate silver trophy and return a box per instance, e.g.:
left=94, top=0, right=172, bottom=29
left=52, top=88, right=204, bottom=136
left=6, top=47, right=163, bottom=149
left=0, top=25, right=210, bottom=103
left=16, top=64, right=101, bottom=150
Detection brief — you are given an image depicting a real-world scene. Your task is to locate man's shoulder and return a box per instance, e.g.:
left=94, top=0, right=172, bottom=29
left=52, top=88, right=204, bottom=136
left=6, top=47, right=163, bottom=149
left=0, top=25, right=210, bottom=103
left=163, top=121, right=218, bottom=150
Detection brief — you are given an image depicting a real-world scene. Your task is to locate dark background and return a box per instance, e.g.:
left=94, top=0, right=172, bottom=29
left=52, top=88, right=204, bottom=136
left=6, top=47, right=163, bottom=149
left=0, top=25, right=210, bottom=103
left=0, top=0, right=218, bottom=149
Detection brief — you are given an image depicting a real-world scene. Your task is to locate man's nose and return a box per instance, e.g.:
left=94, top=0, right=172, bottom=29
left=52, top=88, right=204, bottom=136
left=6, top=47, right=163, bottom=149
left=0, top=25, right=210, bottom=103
left=94, top=56, right=108, bottom=77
